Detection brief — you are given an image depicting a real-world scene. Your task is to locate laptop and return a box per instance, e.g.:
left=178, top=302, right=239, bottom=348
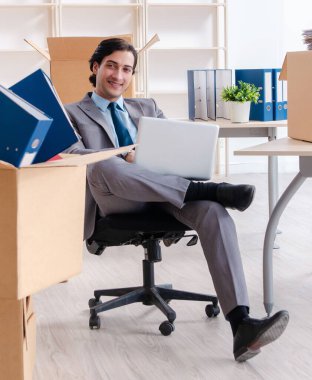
left=135, top=117, right=219, bottom=180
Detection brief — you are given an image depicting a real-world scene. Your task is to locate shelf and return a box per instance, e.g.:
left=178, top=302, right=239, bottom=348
left=60, top=2, right=141, bottom=7
left=149, top=46, right=226, bottom=51
left=147, top=2, right=225, bottom=7
left=0, top=49, right=45, bottom=53
left=0, top=3, right=55, bottom=7
left=0, top=0, right=226, bottom=119
left=148, top=90, right=187, bottom=95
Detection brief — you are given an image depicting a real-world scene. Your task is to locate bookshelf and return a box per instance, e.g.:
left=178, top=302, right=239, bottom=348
left=0, top=0, right=227, bottom=118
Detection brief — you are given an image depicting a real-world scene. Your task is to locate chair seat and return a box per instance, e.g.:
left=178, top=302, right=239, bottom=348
left=87, top=211, right=219, bottom=335
left=91, top=210, right=192, bottom=247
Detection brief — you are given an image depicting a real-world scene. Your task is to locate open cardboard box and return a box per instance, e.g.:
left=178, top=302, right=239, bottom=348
left=0, top=146, right=133, bottom=300
left=25, top=34, right=160, bottom=104
left=280, top=50, right=312, bottom=142
left=26, top=35, right=134, bottom=104
left=0, top=296, right=36, bottom=380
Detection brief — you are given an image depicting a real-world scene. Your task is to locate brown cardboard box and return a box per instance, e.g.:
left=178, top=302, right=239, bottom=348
left=280, top=50, right=312, bottom=142
left=0, top=296, right=36, bottom=380
left=26, top=35, right=134, bottom=104
left=0, top=146, right=133, bottom=300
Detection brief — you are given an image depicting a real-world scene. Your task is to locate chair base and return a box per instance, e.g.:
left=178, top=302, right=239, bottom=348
left=89, top=259, right=220, bottom=335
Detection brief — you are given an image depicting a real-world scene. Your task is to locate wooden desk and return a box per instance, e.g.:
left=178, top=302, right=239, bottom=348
left=198, top=119, right=287, bottom=215
left=235, top=137, right=312, bottom=315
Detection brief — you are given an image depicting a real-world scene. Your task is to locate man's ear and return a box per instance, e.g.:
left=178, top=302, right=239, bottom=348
left=92, top=62, right=99, bottom=74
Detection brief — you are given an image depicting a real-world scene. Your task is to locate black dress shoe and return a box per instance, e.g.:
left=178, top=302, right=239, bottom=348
left=216, top=183, right=255, bottom=211
left=233, top=310, right=289, bottom=362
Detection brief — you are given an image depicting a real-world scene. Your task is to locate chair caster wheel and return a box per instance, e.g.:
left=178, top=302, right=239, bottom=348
left=89, top=315, right=101, bottom=329
left=88, top=298, right=101, bottom=308
left=205, top=304, right=220, bottom=318
left=159, top=320, right=175, bottom=336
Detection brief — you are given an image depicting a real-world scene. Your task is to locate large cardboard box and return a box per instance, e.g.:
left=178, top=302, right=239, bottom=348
left=0, top=297, right=36, bottom=380
left=26, top=35, right=134, bottom=104
left=280, top=51, right=312, bottom=142
left=0, top=146, right=132, bottom=300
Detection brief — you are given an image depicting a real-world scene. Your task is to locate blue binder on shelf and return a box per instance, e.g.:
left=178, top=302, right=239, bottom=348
left=235, top=69, right=273, bottom=121
left=281, top=78, right=288, bottom=120
left=0, top=84, right=53, bottom=167
left=272, top=68, right=287, bottom=120
left=187, top=69, right=232, bottom=121
left=10, top=69, right=79, bottom=163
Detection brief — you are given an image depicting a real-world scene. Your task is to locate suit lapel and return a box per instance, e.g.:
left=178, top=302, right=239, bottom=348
left=78, top=93, right=117, bottom=147
left=124, top=99, right=143, bottom=128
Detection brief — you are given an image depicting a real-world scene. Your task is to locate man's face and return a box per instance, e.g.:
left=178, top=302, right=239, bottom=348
left=92, top=50, right=134, bottom=101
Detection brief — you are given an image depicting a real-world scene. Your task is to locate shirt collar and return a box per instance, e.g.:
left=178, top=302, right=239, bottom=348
left=91, top=92, right=125, bottom=112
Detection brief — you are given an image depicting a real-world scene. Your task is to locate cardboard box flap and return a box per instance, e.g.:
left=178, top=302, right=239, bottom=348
left=26, top=145, right=135, bottom=168
left=47, top=35, right=133, bottom=61
left=0, top=161, right=16, bottom=170
left=24, top=38, right=51, bottom=61
left=279, top=54, right=287, bottom=80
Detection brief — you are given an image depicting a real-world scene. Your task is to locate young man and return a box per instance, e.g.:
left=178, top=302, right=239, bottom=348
left=65, top=38, right=289, bottom=362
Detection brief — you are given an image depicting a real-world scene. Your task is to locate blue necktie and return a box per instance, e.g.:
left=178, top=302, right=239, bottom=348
left=108, top=102, right=133, bottom=147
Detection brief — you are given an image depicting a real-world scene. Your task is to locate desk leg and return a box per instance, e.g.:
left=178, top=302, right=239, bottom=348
left=268, top=155, right=279, bottom=216
left=268, top=127, right=278, bottom=216
left=263, top=172, right=306, bottom=316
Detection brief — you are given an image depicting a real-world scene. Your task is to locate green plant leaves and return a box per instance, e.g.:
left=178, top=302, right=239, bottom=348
left=221, top=80, right=260, bottom=103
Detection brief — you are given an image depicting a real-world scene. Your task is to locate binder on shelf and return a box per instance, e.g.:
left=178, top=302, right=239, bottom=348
left=187, top=69, right=232, bottom=121
left=10, top=69, right=79, bottom=163
left=0, top=84, right=52, bottom=167
left=282, top=80, right=288, bottom=119
left=187, top=70, right=209, bottom=121
left=206, top=69, right=232, bottom=120
left=272, top=68, right=283, bottom=120
left=235, top=69, right=273, bottom=121
left=272, top=68, right=288, bottom=120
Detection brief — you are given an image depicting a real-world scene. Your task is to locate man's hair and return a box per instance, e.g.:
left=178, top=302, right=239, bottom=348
left=89, top=38, right=138, bottom=87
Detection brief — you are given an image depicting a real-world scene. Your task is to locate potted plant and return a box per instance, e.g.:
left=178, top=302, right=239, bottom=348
left=221, top=80, right=260, bottom=123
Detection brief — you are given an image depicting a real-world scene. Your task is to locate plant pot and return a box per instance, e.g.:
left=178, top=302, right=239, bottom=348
left=229, top=101, right=251, bottom=123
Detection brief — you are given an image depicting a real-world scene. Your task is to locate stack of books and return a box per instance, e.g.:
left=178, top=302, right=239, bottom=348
left=302, top=29, right=312, bottom=50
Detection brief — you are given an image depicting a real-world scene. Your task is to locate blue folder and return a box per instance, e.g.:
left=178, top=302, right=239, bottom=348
left=235, top=69, right=273, bottom=121
left=282, top=79, right=288, bottom=120
left=0, top=84, right=52, bottom=167
left=10, top=69, right=78, bottom=163
left=272, top=68, right=285, bottom=120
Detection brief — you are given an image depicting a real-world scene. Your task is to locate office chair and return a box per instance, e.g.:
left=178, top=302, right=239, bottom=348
left=86, top=210, right=220, bottom=336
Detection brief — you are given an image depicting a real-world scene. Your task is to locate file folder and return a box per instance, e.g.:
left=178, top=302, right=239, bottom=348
left=10, top=69, right=79, bottom=163
left=0, top=84, right=52, bottom=167
left=235, top=69, right=273, bottom=121
left=282, top=80, right=288, bottom=119
left=211, top=69, right=232, bottom=120
left=187, top=69, right=231, bottom=121
left=187, top=70, right=209, bottom=121
left=272, top=68, right=286, bottom=120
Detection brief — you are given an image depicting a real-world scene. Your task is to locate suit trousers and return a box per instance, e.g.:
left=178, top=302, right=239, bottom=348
left=87, top=156, right=250, bottom=316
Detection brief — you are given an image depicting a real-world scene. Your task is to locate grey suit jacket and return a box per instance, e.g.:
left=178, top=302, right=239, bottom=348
left=64, top=93, right=165, bottom=240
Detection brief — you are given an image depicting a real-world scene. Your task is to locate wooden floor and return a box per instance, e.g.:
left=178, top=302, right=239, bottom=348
left=33, top=172, right=312, bottom=380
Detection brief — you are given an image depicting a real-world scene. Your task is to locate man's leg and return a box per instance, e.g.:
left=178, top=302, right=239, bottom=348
left=161, top=201, right=288, bottom=362
left=87, top=157, right=289, bottom=361
left=161, top=200, right=249, bottom=315
left=87, top=157, right=189, bottom=215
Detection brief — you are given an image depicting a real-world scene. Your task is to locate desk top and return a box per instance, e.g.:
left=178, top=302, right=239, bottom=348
left=234, top=137, right=312, bottom=156
left=205, top=118, right=287, bottom=129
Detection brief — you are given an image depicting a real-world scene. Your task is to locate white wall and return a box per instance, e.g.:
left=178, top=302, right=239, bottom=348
left=225, top=0, right=311, bottom=174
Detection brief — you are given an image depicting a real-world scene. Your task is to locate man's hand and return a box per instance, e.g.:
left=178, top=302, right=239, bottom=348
left=125, top=149, right=136, bottom=163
